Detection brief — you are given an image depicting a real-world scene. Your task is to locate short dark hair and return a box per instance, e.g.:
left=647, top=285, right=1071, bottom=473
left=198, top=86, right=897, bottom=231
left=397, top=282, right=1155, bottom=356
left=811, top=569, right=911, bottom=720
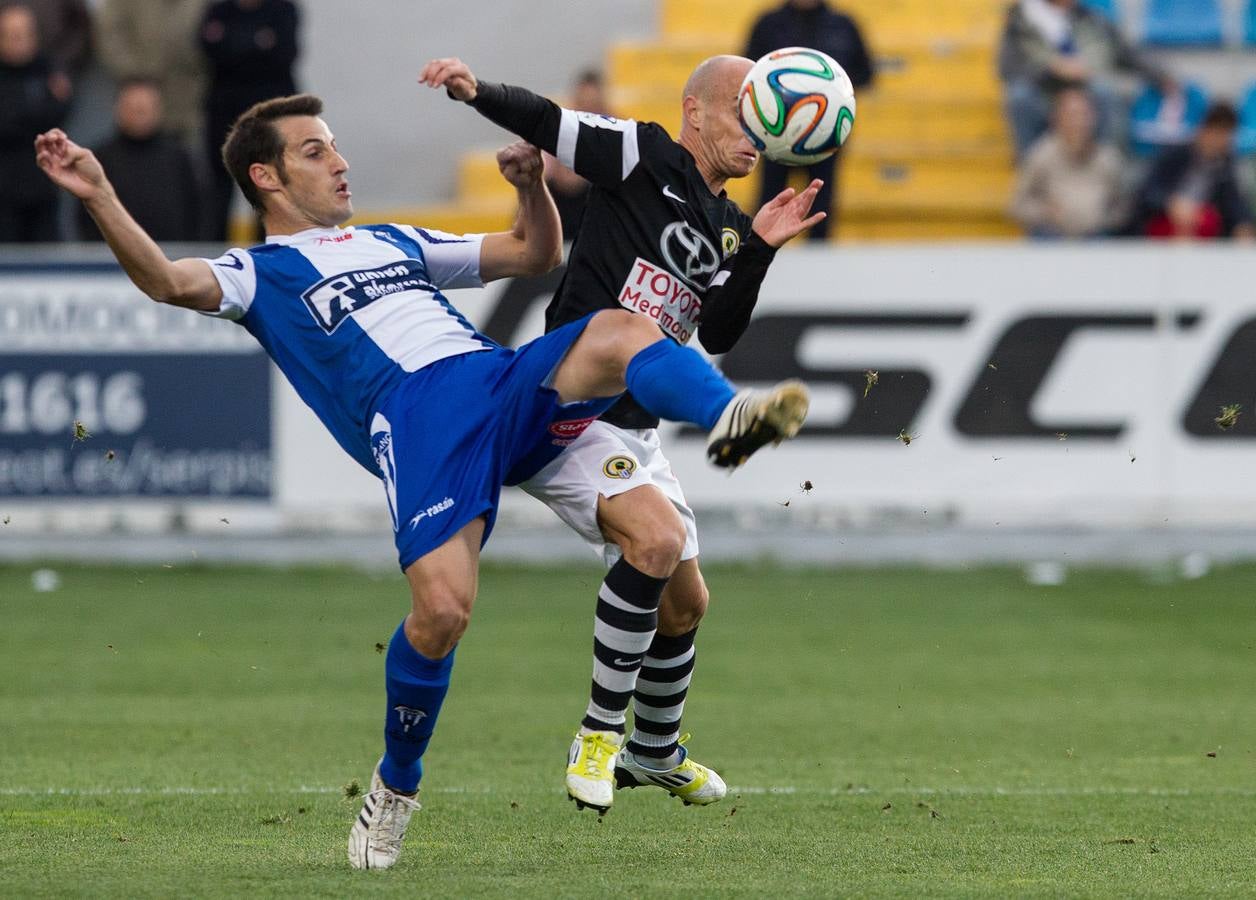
left=1201, top=101, right=1238, bottom=131
left=221, top=93, right=324, bottom=213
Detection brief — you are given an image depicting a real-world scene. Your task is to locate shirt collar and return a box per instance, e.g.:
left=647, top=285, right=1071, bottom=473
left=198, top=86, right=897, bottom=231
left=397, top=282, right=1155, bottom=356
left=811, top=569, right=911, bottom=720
left=264, top=225, right=354, bottom=245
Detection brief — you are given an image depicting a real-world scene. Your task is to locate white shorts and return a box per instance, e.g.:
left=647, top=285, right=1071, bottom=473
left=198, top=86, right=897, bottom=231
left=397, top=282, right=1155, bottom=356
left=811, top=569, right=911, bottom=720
left=520, top=420, right=699, bottom=567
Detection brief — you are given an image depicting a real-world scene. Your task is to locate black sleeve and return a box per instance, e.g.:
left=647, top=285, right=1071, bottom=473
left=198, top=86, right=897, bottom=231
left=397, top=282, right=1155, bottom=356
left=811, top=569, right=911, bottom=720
left=696, top=232, right=777, bottom=355
left=470, top=80, right=646, bottom=188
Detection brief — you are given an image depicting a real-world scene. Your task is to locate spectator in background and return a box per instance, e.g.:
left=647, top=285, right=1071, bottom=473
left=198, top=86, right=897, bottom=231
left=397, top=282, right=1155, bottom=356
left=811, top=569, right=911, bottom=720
left=0, top=1, right=70, bottom=242
left=77, top=79, right=201, bottom=242
left=200, top=0, right=299, bottom=241
left=97, top=0, right=208, bottom=149
left=745, top=0, right=874, bottom=241
left=544, top=69, right=611, bottom=241
left=999, top=0, right=1171, bottom=160
left=1011, top=86, right=1127, bottom=239
left=1130, top=102, right=1256, bottom=241
left=22, top=0, right=89, bottom=76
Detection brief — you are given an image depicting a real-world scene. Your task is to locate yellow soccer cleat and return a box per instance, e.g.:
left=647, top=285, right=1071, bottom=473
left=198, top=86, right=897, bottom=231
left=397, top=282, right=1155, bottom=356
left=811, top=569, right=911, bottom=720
left=613, top=736, right=727, bottom=806
left=565, top=730, right=622, bottom=814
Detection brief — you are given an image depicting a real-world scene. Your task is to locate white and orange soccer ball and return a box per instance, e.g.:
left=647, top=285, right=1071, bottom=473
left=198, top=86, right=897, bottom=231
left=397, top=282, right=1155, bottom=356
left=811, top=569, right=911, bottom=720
left=738, top=47, right=856, bottom=166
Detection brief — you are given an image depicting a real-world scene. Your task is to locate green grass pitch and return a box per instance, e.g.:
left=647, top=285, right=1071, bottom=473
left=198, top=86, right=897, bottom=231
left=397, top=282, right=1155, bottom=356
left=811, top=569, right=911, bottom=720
left=1, top=561, right=1253, bottom=897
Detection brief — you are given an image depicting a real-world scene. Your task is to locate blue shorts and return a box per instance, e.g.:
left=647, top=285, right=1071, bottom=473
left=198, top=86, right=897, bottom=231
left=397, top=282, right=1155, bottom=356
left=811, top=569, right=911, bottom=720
left=369, top=314, right=614, bottom=570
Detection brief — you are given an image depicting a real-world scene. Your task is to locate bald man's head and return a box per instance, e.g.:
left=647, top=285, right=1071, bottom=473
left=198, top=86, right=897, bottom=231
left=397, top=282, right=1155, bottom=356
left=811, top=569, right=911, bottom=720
left=678, top=55, right=759, bottom=187
left=682, top=55, right=754, bottom=106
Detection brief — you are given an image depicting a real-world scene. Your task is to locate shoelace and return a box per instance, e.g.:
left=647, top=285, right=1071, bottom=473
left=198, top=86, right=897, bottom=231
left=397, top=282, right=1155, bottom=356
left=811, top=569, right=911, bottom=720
left=580, top=734, right=618, bottom=777
left=367, top=788, right=420, bottom=851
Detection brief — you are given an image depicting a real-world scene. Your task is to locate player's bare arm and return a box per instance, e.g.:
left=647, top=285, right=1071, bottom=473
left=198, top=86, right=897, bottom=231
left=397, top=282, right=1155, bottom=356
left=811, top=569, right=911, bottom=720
left=479, top=140, right=563, bottom=281
left=34, top=129, right=222, bottom=312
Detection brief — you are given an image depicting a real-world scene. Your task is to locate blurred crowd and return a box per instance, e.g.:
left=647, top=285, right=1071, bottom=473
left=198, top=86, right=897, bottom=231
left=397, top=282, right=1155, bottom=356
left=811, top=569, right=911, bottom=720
left=1002, top=0, right=1255, bottom=241
left=3, top=0, right=1253, bottom=246
left=0, top=0, right=299, bottom=244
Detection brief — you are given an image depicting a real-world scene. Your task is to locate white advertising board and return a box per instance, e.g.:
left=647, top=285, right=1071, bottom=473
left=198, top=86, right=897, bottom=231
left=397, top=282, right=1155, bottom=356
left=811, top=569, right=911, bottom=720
left=5, top=244, right=1256, bottom=533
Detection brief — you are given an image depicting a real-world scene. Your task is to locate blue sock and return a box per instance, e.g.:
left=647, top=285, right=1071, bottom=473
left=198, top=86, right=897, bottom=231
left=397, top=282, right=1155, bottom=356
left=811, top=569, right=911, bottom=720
left=379, top=620, right=454, bottom=793
left=625, top=339, right=735, bottom=430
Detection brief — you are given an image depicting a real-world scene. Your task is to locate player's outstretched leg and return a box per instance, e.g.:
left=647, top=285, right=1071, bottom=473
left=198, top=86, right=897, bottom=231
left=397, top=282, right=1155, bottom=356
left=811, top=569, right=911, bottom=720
left=554, top=312, right=810, bottom=470
left=618, top=335, right=809, bottom=470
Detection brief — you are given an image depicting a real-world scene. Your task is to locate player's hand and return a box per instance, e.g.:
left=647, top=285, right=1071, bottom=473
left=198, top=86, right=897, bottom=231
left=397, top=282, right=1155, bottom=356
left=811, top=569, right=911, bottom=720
left=496, top=141, right=544, bottom=189
left=419, top=57, right=478, bottom=102
left=34, top=129, right=109, bottom=202
left=752, top=178, right=827, bottom=247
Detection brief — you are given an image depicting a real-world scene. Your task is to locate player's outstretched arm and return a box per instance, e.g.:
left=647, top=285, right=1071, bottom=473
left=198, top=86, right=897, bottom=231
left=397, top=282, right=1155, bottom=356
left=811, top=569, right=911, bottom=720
left=697, top=180, right=826, bottom=354
left=34, top=129, right=222, bottom=312
left=480, top=141, right=562, bottom=281
left=420, top=57, right=641, bottom=189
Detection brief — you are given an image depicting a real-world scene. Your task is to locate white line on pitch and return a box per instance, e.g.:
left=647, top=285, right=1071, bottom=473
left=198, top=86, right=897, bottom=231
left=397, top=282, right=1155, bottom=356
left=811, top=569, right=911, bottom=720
left=2, top=785, right=1254, bottom=798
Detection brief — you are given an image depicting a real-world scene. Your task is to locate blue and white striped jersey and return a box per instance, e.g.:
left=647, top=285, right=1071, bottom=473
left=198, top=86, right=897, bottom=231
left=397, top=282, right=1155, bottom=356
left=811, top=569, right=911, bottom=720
left=202, top=224, right=492, bottom=473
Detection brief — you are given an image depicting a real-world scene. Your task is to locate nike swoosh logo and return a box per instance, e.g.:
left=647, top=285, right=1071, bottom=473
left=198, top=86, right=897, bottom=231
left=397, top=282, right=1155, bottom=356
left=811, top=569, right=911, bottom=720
left=215, top=253, right=245, bottom=271
left=613, top=657, right=640, bottom=668
left=662, top=185, right=686, bottom=204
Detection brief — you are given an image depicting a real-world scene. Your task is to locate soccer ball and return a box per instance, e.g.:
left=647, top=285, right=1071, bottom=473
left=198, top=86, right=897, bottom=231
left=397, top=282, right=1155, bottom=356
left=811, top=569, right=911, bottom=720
left=738, top=47, right=856, bottom=166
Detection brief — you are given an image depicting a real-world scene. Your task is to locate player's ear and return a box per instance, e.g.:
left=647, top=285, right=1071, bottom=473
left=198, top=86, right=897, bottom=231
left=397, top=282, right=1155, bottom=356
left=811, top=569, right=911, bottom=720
left=682, top=94, right=702, bottom=131
left=249, top=161, right=282, bottom=196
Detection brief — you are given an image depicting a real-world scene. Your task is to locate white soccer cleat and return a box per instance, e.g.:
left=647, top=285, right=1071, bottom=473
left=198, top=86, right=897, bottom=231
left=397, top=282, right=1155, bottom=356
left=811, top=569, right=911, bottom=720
left=566, top=730, right=622, bottom=814
left=347, top=760, right=421, bottom=871
left=614, top=740, right=727, bottom=806
left=707, top=380, right=810, bottom=469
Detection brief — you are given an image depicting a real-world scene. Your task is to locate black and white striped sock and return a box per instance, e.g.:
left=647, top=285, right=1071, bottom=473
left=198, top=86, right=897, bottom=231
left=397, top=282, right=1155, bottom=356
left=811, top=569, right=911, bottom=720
left=580, top=559, right=668, bottom=734
left=626, top=627, right=697, bottom=761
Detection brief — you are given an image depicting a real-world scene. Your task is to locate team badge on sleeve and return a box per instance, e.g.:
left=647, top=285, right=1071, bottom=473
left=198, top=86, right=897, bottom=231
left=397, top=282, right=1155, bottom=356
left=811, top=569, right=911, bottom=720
left=602, top=455, right=638, bottom=479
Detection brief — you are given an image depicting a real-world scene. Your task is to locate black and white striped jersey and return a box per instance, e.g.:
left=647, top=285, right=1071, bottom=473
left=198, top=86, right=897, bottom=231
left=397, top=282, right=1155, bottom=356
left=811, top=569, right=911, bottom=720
left=470, top=81, right=777, bottom=428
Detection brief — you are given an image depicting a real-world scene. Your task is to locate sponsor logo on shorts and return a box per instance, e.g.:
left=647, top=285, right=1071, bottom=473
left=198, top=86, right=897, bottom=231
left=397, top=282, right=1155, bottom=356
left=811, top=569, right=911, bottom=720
left=549, top=416, right=598, bottom=448
left=618, top=257, right=701, bottom=344
left=602, top=455, right=638, bottom=479
left=393, top=705, right=428, bottom=732
left=409, top=496, right=455, bottom=529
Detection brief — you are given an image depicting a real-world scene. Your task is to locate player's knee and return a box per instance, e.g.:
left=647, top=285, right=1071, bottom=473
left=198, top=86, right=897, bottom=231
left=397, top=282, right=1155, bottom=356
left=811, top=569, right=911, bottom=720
left=621, top=514, right=685, bottom=577
left=589, top=309, right=659, bottom=360
left=406, top=588, right=472, bottom=658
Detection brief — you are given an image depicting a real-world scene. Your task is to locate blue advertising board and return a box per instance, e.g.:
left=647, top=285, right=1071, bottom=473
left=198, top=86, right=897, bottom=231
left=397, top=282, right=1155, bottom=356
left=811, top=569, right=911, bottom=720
left=0, top=260, right=272, bottom=499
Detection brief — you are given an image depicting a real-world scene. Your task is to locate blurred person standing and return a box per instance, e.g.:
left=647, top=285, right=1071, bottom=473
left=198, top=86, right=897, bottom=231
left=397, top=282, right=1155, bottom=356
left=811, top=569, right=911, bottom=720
left=200, top=0, right=299, bottom=241
left=744, top=0, right=873, bottom=241
left=1010, top=86, right=1127, bottom=239
left=22, top=0, right=90, bottom=75
left=998, top=0, right=1170, bottom=160
left=97, top=0, right=208, bottom=149
left=0, top=1, right=70, bottom=242
left=77, top=78, right=201, bottom=242
left=543, top=69, right=611, bottom=241
left=1130, top=102, right=1255, bottom=241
